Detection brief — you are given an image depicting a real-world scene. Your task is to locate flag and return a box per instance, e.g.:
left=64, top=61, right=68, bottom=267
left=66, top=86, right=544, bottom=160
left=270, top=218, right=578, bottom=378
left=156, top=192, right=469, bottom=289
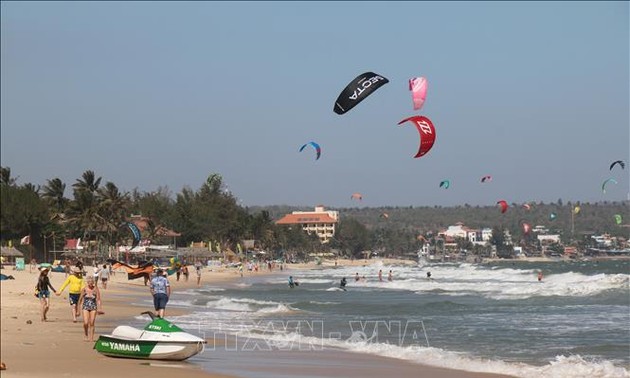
left=20, top=235, right=30, bottom=245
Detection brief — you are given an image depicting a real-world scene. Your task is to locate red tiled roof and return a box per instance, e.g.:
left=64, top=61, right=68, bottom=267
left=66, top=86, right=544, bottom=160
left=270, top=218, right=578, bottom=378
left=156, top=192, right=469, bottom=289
left=129, top=216, right=181, bottom=237
left=276, top=213, right=338, bottom=225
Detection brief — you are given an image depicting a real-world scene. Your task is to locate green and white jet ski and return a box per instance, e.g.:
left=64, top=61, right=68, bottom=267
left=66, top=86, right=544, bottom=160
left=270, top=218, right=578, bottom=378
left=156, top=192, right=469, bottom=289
left=94, top=312, right=206, bottom=361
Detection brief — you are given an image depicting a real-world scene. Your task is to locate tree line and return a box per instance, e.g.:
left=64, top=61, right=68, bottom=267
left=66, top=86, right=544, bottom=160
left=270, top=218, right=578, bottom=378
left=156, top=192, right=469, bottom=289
left=1, top=166, right=628, bottom=262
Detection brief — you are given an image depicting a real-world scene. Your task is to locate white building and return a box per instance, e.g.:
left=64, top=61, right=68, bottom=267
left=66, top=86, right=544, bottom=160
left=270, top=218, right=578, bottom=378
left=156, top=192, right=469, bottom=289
left=537, top=234, right=561, bottom=244
left=481, top=228, right=493, bottom=242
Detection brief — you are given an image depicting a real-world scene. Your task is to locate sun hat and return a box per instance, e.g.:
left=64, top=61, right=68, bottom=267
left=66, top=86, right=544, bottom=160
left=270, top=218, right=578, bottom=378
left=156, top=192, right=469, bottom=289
left=38, top=266, right=50, bottom=272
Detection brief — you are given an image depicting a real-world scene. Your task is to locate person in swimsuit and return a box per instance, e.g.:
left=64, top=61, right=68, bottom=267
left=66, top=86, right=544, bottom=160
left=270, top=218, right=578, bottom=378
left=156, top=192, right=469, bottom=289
left=78, top=276, right=102, bottom=342
left=36, top=267, right=57, bottom=322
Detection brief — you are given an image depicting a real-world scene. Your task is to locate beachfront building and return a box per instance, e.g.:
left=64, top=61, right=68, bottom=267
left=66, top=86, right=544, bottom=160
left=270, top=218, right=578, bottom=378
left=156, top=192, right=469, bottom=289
left=275, top=205, right=339, bottom=243
left=439, top=222, right=480, bottom=242
left=481, top=228, right=493, bottom=242
left=439, top=223, right=488, bottom=245
left=537, top=234, right=561, bottom=244
left=591, top=234, right=614, bottom=248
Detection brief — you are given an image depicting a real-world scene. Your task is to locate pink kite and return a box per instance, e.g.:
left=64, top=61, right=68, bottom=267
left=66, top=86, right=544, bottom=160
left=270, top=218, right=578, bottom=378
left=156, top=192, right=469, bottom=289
left=409, top=77, right=428, bottom=111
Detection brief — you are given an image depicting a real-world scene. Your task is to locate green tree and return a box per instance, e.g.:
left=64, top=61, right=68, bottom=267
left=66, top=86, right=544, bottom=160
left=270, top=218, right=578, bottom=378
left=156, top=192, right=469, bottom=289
left=331, top=217, right=370, bottom=258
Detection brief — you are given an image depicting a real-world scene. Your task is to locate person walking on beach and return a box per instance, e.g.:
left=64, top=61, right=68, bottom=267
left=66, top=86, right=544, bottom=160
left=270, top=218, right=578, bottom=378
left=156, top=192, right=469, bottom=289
left=36, top=267, right=57, bottom=322
left=56, top=267, right=85, bottom=322
left=78, top=276, right=102, bottom=342
left=182, top=265, right=189, bottom=282
left=92, top=266, right=101, bottom=287
left=99, top=264, right=110, bottom=289
left=150, top=269, right=171, bottom=318
left=378, top=269, right=383, bottom=282
left=537, top=271, right=543, bottom=282
left=195, top=261, right=203, bottom=287
left=355, top=272, right=360, bottom=282
left=388, top=270, right=393, bottom=282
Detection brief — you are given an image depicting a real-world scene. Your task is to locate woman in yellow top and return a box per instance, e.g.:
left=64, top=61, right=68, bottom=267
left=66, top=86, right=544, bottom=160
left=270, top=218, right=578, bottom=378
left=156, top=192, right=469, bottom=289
left=56, top=266, right=85, bottom=322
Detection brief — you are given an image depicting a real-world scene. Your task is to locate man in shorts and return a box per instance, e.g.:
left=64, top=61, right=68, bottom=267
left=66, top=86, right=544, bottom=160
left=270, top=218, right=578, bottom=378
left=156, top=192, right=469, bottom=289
left=150, top=268, right=171, bottom=318
left=56, top=266, right=85, bottom=322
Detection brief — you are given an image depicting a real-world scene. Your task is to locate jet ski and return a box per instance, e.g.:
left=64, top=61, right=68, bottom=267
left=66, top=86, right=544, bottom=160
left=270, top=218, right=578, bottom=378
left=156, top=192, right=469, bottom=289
left=94, top=312, right=206, bottom=361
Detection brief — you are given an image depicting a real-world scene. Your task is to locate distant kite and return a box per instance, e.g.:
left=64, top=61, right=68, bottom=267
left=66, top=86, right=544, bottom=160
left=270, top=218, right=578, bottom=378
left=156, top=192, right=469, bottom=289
left=351, top=193, right=363, bottom=201
left=602, top=178, right=618, bottom=194
left=439, top=180, right=450, bottom=189
left=481, top=175, right=492, bottom=183
left=334, top=72, right=389, bottom=115
left=299, top=141, right=321, bottom=160
left=522, top=203, right=531, bottom=211
left=609, top=160, right=625, bottom=171
left=549, top=212, right=557, bottom=221
left=497, top=200, right=508, bottom=214
left=614, top=214, right=622, bottom=225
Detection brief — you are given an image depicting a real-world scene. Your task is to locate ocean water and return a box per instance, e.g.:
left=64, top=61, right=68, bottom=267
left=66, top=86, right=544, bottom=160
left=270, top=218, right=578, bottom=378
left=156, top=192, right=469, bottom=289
left=166, top=260, right=629, bottom=378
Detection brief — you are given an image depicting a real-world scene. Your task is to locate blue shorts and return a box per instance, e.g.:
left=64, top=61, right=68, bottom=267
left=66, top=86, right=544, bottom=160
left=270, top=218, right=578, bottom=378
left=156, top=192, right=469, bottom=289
left=69, top=293, right=80, bottom=305
left=38, top=290, right=50, bottom=299
left=153, top=293, right=169, bottom=310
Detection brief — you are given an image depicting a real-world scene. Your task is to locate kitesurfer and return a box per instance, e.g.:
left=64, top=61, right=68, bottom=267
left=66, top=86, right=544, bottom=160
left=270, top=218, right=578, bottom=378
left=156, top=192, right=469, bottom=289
left=537, top=271, right=543, bottom=282
left=340, top=277, right=347, bottom=290
left=427, top=271, right=432, bottom=280
left=288, top=276, right=296, bottom=288
left=355, top=272, right=360, bottom=282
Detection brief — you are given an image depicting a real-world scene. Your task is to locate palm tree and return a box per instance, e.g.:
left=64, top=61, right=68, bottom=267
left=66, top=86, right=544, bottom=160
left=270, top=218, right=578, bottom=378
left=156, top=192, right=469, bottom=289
left=95, top=181, right=131, bottom=254
left=42, top=178, right=68, bottom=213
left=0, top=166, right=18, bottom=186
left=66, top=171, right=104, bottom=253
left=73, top=170, right=102, bottom=194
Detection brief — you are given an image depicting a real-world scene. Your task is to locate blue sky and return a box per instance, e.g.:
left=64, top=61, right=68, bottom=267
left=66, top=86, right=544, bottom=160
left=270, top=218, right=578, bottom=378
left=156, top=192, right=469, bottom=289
left=1, top=1, right=628, bottom=208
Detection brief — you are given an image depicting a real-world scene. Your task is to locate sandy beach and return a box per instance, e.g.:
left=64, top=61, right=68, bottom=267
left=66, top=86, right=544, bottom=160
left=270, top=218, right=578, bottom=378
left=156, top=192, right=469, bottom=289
left=1, top=261, right=513, bottom=378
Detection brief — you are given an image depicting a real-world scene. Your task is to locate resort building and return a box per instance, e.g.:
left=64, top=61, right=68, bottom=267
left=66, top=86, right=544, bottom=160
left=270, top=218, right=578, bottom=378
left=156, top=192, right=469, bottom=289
left=439, top=223, right=491, bottom=244
left=275, top=205, right=339, bottom=243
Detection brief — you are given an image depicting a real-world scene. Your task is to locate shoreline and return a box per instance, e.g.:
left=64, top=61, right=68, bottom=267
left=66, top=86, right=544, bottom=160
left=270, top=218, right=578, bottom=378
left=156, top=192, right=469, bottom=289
left=0, top=263, right=517, bottom=378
